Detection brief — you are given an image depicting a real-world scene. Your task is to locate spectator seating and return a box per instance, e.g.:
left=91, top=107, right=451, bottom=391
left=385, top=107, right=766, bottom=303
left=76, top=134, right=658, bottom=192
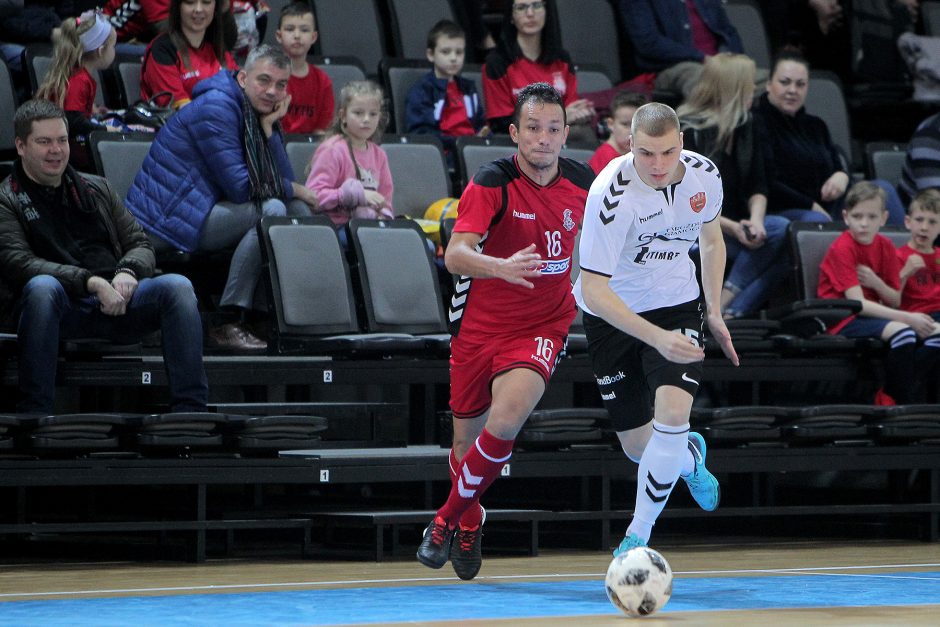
left=380, top=133, right=451, bottom=217
left=309, top=55, right=368, bottom=106
left=461, top=63, right=483, bottom=105
left=0, top=59, right=16, bottom=158
left=115, top=58, right=142, bottom=109
left=283, top=134, right=320, bottom=183
left=346, top=218, right=450, bottom=353
left=560, top=143, right=596, bottom=165
left=725, top=0, right=771, bottom=69
left=379, top=58, right=433, bottom=133
left=865, top=141, right=908, bottom=186
left=312, top=0, right=388, bottom=77
left=924, top=1, right=940, bottom=36
left=574, top=62, right=614, bottom=95
left=261, top=0, right=291, bottom=46
left=455, top=134, right=516, bottom=188
left=257, top=215, right=425, bottom=355
left=89, top=131, right=154, bottom=201
left=386, top=0, right=458, bottom=59
left=556, top=0, right=623, bottom=82
left=806, top=71, right=854, bottom=169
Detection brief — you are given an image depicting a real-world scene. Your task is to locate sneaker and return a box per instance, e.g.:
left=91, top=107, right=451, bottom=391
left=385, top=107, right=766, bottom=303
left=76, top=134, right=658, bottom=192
left=612, top=532, right=647, bottom=557
left=450, top=507, right=485, bottom=580
left=416, top=515, right=455, bottom=569
left=682, top=431, right=720, bottom=512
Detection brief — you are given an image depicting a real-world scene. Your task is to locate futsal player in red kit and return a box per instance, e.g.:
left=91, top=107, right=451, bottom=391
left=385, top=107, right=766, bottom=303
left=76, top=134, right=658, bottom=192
left=416, top=82, right=594, bottom=580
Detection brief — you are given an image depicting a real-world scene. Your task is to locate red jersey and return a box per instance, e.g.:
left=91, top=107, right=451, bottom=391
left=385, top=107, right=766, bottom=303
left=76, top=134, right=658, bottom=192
left=449, top=155, right=593, bottom=338
left=63, top=67, right=96, bottom=117
left=282, top=65, right=334, bottom=134
left=440, top=80, right=475, bottom=138
left=103, top=0, right=170, bottom=42
left=897, top=244, right=940, bottom=314
left=588, top=142, right=621, bottom=175
left=141, top=34, right=237, bottom=107
left=818, top=231, right=901, bottom=334
left=483, top=56, right=578, bottom=121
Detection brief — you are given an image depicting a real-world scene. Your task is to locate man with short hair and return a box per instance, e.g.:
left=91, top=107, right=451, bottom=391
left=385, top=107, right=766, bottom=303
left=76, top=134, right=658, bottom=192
left=575, top=102, right=738, bottom=554
left=416, top=82, right=594, bottom=580
left=0, top=99, right=208, bottom=415
left=126, top=44, right=319, bottom=350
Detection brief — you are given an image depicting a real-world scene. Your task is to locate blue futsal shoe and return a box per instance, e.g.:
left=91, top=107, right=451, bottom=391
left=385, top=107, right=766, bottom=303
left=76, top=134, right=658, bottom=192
left=612, top=532, right=647, bottom=557
left=682, top=431, right=720, bottom=512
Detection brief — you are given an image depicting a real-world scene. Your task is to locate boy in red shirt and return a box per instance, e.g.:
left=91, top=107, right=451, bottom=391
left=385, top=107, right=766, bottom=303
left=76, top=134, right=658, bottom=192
left=818, top=181, right=938, bottom=403
left=588, top=90, right=645, bottom=174
left=898, top=189, right=940, bottom=319
left=275, top=2, right=334, bottom=134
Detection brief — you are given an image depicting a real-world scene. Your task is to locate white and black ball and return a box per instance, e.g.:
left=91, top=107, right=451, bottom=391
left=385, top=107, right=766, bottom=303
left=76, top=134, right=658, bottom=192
left=605, top=547, right=673, bottom=617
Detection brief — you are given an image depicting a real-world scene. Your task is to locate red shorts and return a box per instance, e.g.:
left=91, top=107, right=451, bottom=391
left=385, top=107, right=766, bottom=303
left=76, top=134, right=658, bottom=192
left=449, top=331, right=566, bottom=419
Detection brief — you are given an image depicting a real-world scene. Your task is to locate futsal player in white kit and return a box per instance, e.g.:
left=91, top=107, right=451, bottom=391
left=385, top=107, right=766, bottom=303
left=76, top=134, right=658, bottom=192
left=573, top=102, right=740, bottom=555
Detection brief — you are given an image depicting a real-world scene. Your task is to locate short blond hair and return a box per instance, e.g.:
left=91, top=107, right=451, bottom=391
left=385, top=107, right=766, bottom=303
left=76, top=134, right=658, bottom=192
left=845, top=180, right=886, bottom=211
left=631, top=102, right=679, bottom=138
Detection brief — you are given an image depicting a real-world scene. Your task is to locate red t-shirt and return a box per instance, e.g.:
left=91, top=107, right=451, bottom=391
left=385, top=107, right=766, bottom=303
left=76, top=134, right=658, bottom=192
left=449, top=155, right=592, bottom=338
left=141, top=34, right=238, bottom=107
left=440, top=79, right=475, bottom=138
left=63, top=67, right=96, bottom=117
left=588, top=142, right=621, bottom=175
left=282, top=65, right=334, bottom=134
left=483, top=57, right=578, bottom=121
left=103, top=0, right=170, bottom=42
left=818, top=231, right=901, bottom=334
left=897, top=244, right=940, bottom=314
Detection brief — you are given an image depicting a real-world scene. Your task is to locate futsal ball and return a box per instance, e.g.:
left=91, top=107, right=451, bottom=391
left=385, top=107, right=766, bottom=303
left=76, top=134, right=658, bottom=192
left=424, top=197, right=459, bottom=224
left=605, top=547, right=673, bottom=617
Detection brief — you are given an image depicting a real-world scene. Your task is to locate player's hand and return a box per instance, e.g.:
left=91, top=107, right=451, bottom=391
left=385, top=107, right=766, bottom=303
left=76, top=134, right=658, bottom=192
left=653, top=329, right=706, bottom=364
left=707, top=313, right=740, bottom=366
left=496, top=243, right=542, bottom=289
left=88, top=276, right=127, bottom=316
left=111, top=271, right=139, bottom=303
left=856, top=264, right=881, bottom=289
left=905, top=312, right=937, bottom=338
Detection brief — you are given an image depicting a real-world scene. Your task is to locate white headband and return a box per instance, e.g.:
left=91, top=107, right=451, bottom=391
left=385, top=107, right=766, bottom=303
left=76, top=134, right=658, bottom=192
left=78, top=11, right=112, bottom=53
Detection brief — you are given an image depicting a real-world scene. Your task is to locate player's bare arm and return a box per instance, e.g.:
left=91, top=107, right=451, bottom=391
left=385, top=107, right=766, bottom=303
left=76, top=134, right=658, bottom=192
left=445, top=232, right=542, bottom=289
left=581, top=270, right=705, bottom=364
left=698, top=218, right=740, bottom=366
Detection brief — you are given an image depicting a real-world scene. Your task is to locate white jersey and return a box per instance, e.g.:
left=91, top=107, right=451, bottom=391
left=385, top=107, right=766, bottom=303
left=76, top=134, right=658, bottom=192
left=573, top=149, right=723, bottom=315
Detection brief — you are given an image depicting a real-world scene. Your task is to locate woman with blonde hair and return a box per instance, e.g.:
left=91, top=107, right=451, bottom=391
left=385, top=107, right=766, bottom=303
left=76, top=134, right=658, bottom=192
left=678, top=53, right=790, bottom=318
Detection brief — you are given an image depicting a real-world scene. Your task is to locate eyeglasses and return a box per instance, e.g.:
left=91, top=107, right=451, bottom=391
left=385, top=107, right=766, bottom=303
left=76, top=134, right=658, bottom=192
left=512, top=1, right=546, bottom=13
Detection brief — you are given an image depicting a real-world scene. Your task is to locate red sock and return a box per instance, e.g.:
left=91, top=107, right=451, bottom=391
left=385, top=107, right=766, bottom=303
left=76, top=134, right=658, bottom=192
left=437, top=428, right=513, bottom=526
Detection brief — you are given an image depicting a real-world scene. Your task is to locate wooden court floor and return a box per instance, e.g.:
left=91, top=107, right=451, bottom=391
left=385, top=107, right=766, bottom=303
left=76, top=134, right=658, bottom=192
left=1, top=539, right=939, bottom=625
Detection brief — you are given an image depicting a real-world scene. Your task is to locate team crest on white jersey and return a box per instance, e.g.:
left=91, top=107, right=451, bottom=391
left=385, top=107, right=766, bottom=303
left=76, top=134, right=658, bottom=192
left=563, top=208, right=575, bottom=231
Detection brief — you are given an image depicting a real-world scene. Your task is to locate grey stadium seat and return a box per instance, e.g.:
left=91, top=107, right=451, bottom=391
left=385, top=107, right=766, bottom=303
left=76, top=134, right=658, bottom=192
left=381, top=134, right=451, bottom=217
left=556, top=0, right=622, bottom=81
left=309, top=55, right=367, bottom=108
left=725, top=0, right=771, bottom=69
left=312, top=0, right=387, bottom=76
left=387, top=0, right=457, bottom=59
left=89, top=131, right=154, bottom=201
left=284, top=135, right=320, bottom=183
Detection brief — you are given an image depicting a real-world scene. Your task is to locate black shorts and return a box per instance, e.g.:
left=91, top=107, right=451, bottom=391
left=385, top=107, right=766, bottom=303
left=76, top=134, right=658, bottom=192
left=583, top=299, right=704, bottom=432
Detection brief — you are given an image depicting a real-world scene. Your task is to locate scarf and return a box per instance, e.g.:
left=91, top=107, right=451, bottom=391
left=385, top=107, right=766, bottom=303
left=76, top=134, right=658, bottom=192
left=240, top=89, right=285, bottom=204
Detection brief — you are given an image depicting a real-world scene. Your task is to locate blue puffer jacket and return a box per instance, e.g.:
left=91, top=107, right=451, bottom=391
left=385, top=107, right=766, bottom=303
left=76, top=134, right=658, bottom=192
left=125, top=70, right=295, bottom=252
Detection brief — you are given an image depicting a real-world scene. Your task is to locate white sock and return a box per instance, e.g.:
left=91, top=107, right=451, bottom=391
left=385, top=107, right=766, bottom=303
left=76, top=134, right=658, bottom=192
left=627, top=421, right=690, bottom=542
left=680, top=437, right=695, bottom=477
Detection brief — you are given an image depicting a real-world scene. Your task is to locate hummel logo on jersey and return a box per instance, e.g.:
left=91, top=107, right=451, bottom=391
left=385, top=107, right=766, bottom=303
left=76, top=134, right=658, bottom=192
left=513, top=209, right=536, bottom=220
left=600, top=170, right=630, bottom=225
left=639, top=209, right=663, bottom=224
left=682, top=153, right=718, bottom=173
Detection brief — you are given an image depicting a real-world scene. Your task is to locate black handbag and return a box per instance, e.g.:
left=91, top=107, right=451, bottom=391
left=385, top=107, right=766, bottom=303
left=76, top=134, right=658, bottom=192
left=123, top=91, right=175, bottom=130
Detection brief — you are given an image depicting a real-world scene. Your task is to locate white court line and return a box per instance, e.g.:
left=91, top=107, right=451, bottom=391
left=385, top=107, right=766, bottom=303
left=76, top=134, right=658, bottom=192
left=2, top=563, right=940, bottom=599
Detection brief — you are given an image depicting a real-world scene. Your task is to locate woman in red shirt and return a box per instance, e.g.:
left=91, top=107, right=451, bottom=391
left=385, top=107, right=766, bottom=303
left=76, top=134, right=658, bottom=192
left=140, top=0, right=237, bottom=108
left=482, top=0, right=595, bottom=141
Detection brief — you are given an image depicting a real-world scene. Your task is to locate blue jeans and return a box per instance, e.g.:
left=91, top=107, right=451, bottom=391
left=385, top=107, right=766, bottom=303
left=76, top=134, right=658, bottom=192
left=723, top=215, right=791, bottom=317
left=15, top=274, right=208, bottom=414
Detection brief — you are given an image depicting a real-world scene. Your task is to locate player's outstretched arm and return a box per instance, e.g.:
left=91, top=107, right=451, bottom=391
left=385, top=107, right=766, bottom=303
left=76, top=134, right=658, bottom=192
left=699, top=218, right=740, bottom=366
left=445, top=233, right=542, bottom=289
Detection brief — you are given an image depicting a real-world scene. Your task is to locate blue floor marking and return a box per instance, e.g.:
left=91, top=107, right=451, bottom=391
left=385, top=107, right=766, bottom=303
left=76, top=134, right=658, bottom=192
left=2, top=572, right=938, bottom=626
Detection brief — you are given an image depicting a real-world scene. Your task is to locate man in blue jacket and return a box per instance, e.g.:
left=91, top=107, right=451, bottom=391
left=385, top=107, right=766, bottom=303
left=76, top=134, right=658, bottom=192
left=126, top=44, right=319, bottom=351
left=619, top=0, right=744, bottom=98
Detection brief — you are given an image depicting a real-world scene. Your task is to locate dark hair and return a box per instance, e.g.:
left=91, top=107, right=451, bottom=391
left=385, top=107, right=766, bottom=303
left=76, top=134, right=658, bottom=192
left=14, top=99, right=68, bottom=142
left=770, top=45, right=810, bottom=77
left=512, top=82, right=566, bottom=127
left=168, top=0, right=227, bottom=70
left=497, top=0, right=565, bottom=65
left=278, top=1, right=315, bottom=29
left=427, top=19, right=464, bottom=51
left=609, top=91, right=647, bottom=116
